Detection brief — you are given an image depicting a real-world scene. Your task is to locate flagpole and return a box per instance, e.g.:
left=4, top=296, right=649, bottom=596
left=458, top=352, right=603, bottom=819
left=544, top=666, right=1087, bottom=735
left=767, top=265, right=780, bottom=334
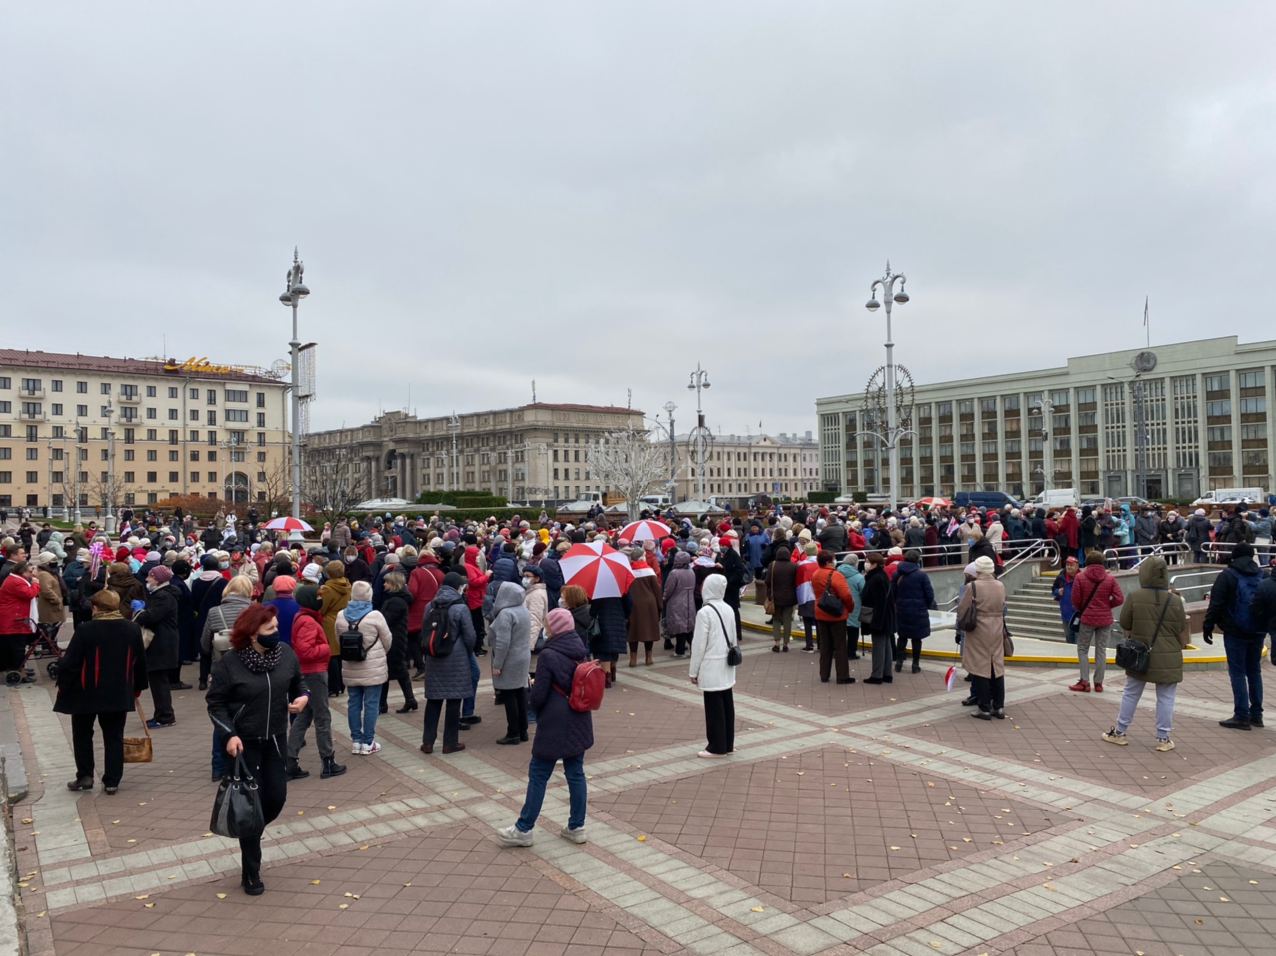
left=1144, top=295, right=1150, bottom=348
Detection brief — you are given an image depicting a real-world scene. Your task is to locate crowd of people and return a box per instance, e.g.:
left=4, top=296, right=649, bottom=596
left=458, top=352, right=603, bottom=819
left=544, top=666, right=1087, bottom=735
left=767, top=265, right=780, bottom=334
left=3, top=495, right=1276, bottom=896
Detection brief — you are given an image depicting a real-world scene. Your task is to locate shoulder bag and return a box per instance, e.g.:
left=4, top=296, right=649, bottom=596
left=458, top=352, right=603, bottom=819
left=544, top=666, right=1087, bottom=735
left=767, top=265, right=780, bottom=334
left=1115, top=595, right=1171, bottom=675
left=1069, top=575, right=1101, bottom=630
left=957, top=582, right=979, bottom=633
left=210, top=753, right=265, bottom=839
left=211, top=605, right=232, bottom=655
left=708, top=605, right=742, bottom=666
left=123, top=697, right=153, bottom=764
left=817, top=570, right=845, bottom=616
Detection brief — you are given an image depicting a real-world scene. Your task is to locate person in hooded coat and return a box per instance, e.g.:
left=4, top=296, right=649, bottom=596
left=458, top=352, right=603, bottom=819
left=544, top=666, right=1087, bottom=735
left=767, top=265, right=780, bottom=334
left=135, top=566, right=179, bottom=727
left=689, top=574, right=739, bottom=757
left=420, top=572, right=477, bottom=754
left=663, top=551, right=697, bottom=656
left=191, top=554, right=228, bottom=690
left=625, top=548, right=663, bottom=667
left=319, top=560, right=351, bottom=695
left=496, top=607, right=593, bottom=847
left=766, top=545, right=798, bottom=651
left=286, top=583, right=345, bottom=781
left=1204, top=542, right=1267, bottom=729
left=859, top=551, right=896, bottom=683
left=892, top=550, right=936, bottom=674
left=718, top=537, right=748, bottom=641
left=1102, top=556, right=1188, bottom=751
left=590, top=591, right=627, bottom=687
left=489, top=580, right=532, bottom=745
left=379, top=572, right=416, bottom=714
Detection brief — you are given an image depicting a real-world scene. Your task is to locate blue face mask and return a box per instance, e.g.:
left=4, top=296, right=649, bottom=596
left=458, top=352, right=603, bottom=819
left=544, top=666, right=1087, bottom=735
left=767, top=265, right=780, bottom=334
left=257, top=634, right=281, bottom=650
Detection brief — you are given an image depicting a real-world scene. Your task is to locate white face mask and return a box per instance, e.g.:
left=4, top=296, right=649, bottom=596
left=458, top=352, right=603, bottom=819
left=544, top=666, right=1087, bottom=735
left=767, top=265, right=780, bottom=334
left=523, top=577, right=535, bottom=589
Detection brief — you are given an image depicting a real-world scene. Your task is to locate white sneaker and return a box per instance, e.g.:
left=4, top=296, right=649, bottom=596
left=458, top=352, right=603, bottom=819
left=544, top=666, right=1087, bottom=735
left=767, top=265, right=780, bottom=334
left=495, top=824, right=533, bottom=847
left=559, top=825, right=587, bottom=844
left=351, top=742, right=364, bottom=755
left=1101, top=727, right=1128, bottom=746
left=365, top=741, right=382, bottom=756
left=1155, top=737, right=1176, bottom=752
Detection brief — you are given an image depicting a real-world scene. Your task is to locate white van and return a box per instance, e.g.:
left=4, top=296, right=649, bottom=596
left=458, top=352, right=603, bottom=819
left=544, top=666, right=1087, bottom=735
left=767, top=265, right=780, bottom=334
left=1027, top=488, right=1078, bottom=510
left=1192, top=488, right=1267, bottom=508
left=639, top=495, right=671, bottom=509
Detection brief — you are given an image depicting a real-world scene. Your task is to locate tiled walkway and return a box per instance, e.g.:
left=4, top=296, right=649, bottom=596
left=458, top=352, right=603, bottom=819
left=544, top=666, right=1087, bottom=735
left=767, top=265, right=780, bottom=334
left=7, top=633, right=1276, bottom=955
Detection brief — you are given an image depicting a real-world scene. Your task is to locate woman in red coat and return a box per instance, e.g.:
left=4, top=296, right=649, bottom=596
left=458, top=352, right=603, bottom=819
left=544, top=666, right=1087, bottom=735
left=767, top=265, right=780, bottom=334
left=0, top=561, right=40, bottom=679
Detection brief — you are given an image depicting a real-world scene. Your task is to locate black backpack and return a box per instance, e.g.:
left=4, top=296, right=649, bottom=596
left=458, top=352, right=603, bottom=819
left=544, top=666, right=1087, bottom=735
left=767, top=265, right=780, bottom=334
left=424, top=600, right=456, bottom=658
left=339, top=612, right=371, bottom=662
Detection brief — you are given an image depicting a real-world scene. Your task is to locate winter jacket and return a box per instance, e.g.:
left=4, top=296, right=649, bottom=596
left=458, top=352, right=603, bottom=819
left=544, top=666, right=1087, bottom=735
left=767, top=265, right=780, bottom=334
left=523, top=581, right=549, bottom=645
left=811, top=566, right=853, bottom=623
left=1203, top=556, right=1265, bottom=639
left=36, top=568, right=65, bottom=625
left=891, top=561, right=935, bottom=639
left=689, top=575, right=738, bottom=693
left=488, top=582, right=531, bottom=691
left=956, top=575, right=1008, bottom=679
left=835, top=562, right=866, bottom=628
left=719, top=548, right=747, bottom=611
left=590, top=597, right=628, bottom=658
left=743, top=531, right=768, bottom=570
left=1070, top=564, right=1124, bottom=628
left=538, top=553, right=565, bottom=609
left=207, top=644, right=305, bottom=740
left=136, top=583, right=180, bottom=672
left=106, top=566, right=144, bottom=611
left=491, top=553, right=519, bottom=584
left=1135, top=513, right=1161, bottom=546
left=663, top=552, right=698, bottom=635
left=817, top=523, right=848, bottom=553
left=338, top=606, right=391, bottom=686
left=342, top=556, right=373, bottom=585
left=380, top=590, right=412, bottom=680
left=54, top=616, right=148, bottom=714
left=463, top=548, right=489, bottom=611
left=528, top=632, right=594, bottom=761
left=291, top=608, right=331, bottom=675
left=766, top=555, right=798, bottom=610
left=626, top=571, right=663, bottom=645
left=265, top=595, right=300, bottom=646
left=200, top=594, right=252, bottom=658
left=858, top=566, right=895, bottom=638
left=407, top=558, right=444, bottom=632
left=319, top=577, right=352, bottom=654
left=190, top=571, right=227, bottom=643
left=422, top=586, right=477, bottom=699
left=1052, top=570, right=1079, bottom=624
left=1117, top=557, right=1187, bottom=684
left=329, top=522, right=352, bottom=550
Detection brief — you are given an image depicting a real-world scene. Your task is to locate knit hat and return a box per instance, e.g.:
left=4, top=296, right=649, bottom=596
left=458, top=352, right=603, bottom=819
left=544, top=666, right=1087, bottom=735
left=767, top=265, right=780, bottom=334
left=963, top=561, right=979, bottom=577
left=272, top=575, right=297, bottom=594
left=804, top=541, right=819, bottom=556
left=295, top=583, right=321, bottom=610
left=546, top=607, right=575, bottom=636
left=351, top=580, right=373, bottom=601
left=973, top=556, right=995, bottom=576
left=443, top=571, right=467, bottom=589
left=146, top=550, right=161, bottom=563
left=1234, top=542, right=1256, bottom=561
left=148, top=565, right=173, bottom=584
left=301, top=563, right=323, bottom=583
left=719, top=536, right=734, bottom=548
left=523, top=565, right=544, bottom=579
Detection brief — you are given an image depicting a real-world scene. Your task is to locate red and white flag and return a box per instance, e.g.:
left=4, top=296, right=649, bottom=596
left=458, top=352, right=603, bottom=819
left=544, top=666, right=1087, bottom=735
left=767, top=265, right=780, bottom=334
left=944, top=666, right=958, bottom=691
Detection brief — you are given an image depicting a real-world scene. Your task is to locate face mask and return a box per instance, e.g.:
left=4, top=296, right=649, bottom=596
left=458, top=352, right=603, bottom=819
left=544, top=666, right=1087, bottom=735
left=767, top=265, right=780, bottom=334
left=257, top=634, right=281, bottom=650
left=523, top=578, right=535, bottom=588
left=219, top=562, right=229, bottom=570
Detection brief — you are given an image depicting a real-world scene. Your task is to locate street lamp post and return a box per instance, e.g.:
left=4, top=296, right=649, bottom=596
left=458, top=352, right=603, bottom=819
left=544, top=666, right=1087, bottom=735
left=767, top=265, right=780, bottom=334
left=278, top=248, right=310, bottom=519
left=865, top=261, right=910, bottom=511
left=662, top=401, right=677, bottom=498
left=1031, top=396, right=1056, bottom=494
left=447, top=413, right=461, bottom=491
left=686, top=365, right=711, bottom=501
left=104, top=402, right=117, bottom=533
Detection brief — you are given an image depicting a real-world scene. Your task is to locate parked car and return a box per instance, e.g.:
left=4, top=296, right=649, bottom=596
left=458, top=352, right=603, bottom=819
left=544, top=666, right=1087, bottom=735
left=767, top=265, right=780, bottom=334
left=1026, top=488, right=1078, bottom=510
left=954, top=490, right=1022, bottom=511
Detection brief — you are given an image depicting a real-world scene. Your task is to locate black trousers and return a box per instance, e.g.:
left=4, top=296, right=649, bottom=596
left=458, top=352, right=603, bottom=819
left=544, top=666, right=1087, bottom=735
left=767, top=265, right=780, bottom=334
left=423, top=698, right=461, bottom=749
left=816, top=619, right=850, bottom=682
left=673, top=632, right=692, bottom=655
left=149, top=670, right=174, bottom=723
left=501, top=686, right=528, bottom=738
left=848, top=624, right=861, bottom=659
left=199, top=650, right=213, bottom=684
left=71, top=711, right=127, bottom=786
left=703, top=688, right=735, bottom=755
left=238, top=736, right=288, bottom=881
left=0, top=633, right=28, bottom=672
left=895, top=635, right=923, bottom=667
left=381, top=672, right=417, bottom=708
left=470, top=609, right=486, bottom=653
left=407, top=629, right=425, bottom=672
left=971, top=670, right=1006, bottom=712
left=328, top=656, right=344, bottom=694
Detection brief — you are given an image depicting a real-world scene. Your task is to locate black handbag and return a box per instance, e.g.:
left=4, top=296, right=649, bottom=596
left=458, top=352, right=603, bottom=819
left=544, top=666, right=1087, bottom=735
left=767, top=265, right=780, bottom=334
left=709, top=605, right=742, bottom=666
left=816, top=571, right=845, bottom=616
left=1115, top=596, right=1171, bottom=675
left=210, top=754, right=265, bottom=840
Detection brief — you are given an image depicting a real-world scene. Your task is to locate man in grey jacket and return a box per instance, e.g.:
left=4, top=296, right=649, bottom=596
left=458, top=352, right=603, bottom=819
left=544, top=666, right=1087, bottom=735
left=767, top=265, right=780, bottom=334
left=1134, top=508, right=1161, bottom=560
left=489, top=581, right=532, bottom=745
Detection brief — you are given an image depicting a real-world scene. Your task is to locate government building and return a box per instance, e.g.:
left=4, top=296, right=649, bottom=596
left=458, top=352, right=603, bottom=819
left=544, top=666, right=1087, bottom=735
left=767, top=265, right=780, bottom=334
left=0, top=349, right=290, bottom=512
left=671, top=432, right=820, bottom=502
left=304, top=403, right=645, bottom=505
left=816, top=336, right=1276, bottom=502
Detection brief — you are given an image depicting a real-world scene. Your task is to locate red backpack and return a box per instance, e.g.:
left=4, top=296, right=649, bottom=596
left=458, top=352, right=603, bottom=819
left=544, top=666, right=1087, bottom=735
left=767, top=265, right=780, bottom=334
left=556, top=660, right=606, bottom=712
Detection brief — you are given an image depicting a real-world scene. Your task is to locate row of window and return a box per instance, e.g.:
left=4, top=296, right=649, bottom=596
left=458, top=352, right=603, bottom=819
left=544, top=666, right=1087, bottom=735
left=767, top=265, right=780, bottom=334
left=0, top=401, right=266, bottom=426
left=0, top=377, right=269, bottom=406
left=0, top=470, right=267, bottom=485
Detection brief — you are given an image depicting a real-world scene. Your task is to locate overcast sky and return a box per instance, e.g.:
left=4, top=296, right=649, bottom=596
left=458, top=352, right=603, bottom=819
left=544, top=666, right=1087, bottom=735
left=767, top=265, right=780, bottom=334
left=5, top=2, right=1275, bottom=438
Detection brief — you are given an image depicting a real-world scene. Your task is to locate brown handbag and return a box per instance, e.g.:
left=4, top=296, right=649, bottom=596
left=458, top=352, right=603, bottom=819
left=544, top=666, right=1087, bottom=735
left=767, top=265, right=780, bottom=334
left=123, top=698, right=154, bottom=764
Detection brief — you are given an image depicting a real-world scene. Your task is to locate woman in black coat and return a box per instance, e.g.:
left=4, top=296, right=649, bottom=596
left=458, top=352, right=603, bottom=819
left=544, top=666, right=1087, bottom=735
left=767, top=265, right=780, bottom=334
left=55, top=589, right=148, bottom=795
left=859, top=552, right=896, bottom=683
left=718, top=542, right=748, bottom=641
left=891, top=551, right=936, bottom=674
left=135, top=566, right=180, bottom=728
left=379, top=573, right=417, bottom=714
left=589, top=595, right=627, bottom=687
left=207, top=603, right=308, bottom=895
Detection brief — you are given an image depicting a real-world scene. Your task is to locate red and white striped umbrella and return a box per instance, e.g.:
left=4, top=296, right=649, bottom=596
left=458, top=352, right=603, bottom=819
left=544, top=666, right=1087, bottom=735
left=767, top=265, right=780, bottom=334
left=618, top=519, right=672, bottom=543
left=560, top=541, right=635, bottom=599
left=263, top=516, right=314, bottom=533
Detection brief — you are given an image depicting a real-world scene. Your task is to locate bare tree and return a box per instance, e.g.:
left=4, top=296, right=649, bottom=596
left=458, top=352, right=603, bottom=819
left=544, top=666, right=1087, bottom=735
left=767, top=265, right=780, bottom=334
left=255, top=458, right=293, bottom=518
left=86, top=471, right=130, bottom=517
left=302, top=445, right=368, bottom=526
left=587, top=427, right=669, bottom=521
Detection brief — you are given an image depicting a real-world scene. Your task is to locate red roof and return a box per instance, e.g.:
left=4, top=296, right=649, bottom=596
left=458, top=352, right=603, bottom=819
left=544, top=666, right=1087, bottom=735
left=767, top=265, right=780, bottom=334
left=0, top=349, right=283, bottom=386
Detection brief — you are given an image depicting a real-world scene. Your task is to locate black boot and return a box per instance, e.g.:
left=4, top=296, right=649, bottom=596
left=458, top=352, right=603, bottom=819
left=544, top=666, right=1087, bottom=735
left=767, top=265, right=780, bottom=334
left=321, top=755, right=347, bottom=778
left=285, top=759, right=309, bottom=781
left=242, top=866, right=265, bottom=896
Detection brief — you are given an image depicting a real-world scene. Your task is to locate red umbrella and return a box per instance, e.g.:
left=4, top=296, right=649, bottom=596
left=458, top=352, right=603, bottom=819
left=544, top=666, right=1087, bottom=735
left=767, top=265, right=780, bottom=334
left=618, top=519, right=672, bottom=542
left=560, top=541, right=635, bottom=599
left=263, top=516, right=314, bottom=532
left=914, top=497, right=951, bottom=509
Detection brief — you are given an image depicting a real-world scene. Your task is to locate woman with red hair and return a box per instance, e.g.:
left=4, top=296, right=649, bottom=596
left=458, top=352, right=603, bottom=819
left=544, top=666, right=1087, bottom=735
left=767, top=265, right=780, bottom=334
left=206, top=603, right=309, bottom=896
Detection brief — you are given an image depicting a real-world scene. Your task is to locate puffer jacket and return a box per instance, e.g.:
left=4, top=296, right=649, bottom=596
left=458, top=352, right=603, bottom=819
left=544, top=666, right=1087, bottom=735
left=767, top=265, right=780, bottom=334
left=689, top=575, right=738, bottom=692
left=835, top=561, right=865, bottom=629
left=338, top=606, right=391, bottom=686
left=489, top=582, right=531, bottom=691
left=891, top=561, right=935, bottom=639
left=1070, top=564, right=1124, bottom=628
left=319, top=577, right=352, bottom=653
left=538, top=553, right=565, bottom=609
left=1117, top=557, right=1187, bottom=684
left=662, top=552, right=697, bottom=634
left=528, top=632, right=594, bottom=761
left=422, top=585, right=477, bottom=699
left=0, top=572, right=40, bottom=634
left=766, top=550, right=798, bottom=610
left=291, top=607, right=331, bottom=675
left=207, top=644, right=305, bottom=740
left=200, top=594, right=252, bottom=658
left=590, top=596, right=628, bottom=658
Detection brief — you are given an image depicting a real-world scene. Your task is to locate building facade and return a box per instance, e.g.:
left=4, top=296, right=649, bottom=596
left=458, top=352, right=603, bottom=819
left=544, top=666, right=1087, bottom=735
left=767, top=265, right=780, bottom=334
left=816, top=336, right=1276, bottom=501
left=0, top=350, right=290, bottom=512
left=304, top=403, right=645, bottom=505
left=666, top=432, right=820, bottom=502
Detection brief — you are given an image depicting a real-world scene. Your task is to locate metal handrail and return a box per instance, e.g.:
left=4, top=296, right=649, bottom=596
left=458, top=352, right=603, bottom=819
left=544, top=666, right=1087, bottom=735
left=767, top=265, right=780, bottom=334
left=938, top=538, right=1058, bottom=611
left=832, top=537, right=1059, bottom=567
left=1163, top=568, right=1224, bottom=600
left=1100, top=542, right=1191, bottom=570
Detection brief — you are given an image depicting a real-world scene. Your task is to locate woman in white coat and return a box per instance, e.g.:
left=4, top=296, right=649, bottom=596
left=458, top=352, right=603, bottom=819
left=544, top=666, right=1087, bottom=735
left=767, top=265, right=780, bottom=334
left=337, top=580, right=392, bottom=755
left=689, top=574, right=738, bottom=757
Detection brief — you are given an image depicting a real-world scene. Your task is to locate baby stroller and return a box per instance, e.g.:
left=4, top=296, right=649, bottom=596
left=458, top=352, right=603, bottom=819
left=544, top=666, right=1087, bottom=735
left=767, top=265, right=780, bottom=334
left=4, top=619, right=64, bottom=685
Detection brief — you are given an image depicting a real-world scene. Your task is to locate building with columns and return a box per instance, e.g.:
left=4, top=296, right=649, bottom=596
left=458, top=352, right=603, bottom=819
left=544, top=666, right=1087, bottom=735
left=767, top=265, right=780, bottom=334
left=303, top=402, right=645, bottom=505
left=668, top=432, right=820, bottom=502
left=816, top=336, right=1276, bottom=502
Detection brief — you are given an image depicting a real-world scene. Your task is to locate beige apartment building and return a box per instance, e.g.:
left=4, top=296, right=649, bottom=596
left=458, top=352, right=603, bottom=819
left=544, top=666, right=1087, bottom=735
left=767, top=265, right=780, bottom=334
left=304, top=402, right=645, bottom=505
left=670, top=432, right=821, bottom=502
left=0, top=349, right=290, bottom=512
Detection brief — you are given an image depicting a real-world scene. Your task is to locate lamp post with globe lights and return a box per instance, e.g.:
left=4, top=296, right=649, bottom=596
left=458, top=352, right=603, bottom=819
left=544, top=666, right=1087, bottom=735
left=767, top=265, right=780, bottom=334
left=686, top=365, right=712, bottom=502
left=865, top=262, right=910, bottom=511
left=278, top=249, right=310, bottom=521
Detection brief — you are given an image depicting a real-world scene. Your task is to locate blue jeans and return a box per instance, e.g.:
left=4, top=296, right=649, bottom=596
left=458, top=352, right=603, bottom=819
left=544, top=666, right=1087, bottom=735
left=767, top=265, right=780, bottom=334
left=347, top=684, right=383, bottom=745
left=1224, top=634, right=1264, bottom=723
left=462, top=653, right=479, bottom=718
left=515, top=754, right=587, bottom=833
left=211, top=727, right=228, bottom=777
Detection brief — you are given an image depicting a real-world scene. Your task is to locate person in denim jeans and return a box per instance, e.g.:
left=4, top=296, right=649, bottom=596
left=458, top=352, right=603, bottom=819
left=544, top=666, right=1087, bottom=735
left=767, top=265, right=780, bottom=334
left=337, top=581, right=391, bottom=754
left=1204, top=544, right=1268, bottom=730
left=497, top=608, right=593, bottom=847
left=1069, top=551, right=1124, bottom=693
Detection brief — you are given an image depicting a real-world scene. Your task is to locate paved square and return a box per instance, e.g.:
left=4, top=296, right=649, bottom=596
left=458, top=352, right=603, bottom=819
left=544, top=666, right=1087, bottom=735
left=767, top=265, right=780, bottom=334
left=8, top=646, right=1276, bottom=955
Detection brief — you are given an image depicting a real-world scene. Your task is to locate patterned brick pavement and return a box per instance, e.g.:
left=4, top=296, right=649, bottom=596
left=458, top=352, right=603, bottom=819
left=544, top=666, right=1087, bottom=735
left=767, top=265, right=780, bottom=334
left=6, top=639, right=1276, bottom=955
